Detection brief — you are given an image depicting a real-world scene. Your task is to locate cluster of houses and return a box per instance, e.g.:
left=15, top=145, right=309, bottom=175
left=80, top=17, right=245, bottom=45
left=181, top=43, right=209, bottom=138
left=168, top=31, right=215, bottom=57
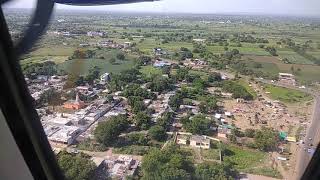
left=27, top=71, right=128, bottom=146
left=27, top=75, right=66, bottom=101
left=148, top=91, right=175, bottom=121
left=41, top=97, right=121, bottom=145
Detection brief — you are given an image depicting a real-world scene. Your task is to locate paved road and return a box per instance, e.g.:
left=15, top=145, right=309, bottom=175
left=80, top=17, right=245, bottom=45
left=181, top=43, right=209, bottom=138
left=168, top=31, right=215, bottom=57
left=255, top=78, right=320, bottom=179
left=295, top=96, right=320, bottom=179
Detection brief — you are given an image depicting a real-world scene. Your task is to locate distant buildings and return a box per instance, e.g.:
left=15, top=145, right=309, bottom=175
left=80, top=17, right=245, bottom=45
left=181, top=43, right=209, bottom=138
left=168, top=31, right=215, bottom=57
left=193, top=39, right=206, bottom=43
left=87, top=31, right=106, bottom=37
left=278, top=73, right=296, bottom=86
left=153, top=48, right=167, bottom=56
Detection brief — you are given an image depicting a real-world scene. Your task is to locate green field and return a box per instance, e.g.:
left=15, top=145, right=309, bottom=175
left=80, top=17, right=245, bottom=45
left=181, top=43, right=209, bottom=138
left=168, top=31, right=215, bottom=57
left=237, top=80, right=257, bottom=99
left=224, top=144, right=266, bottom=171
left=243, top=55, right=320, bottom=83
left=58, top=58, right=135, bottom=75
left=140, top=65, right=163, bottom=78
left=278, top=50, right=315, bottom=65
left=224, top=144, right=281, bottom=178
left=264, top=84, right=312, bottom=103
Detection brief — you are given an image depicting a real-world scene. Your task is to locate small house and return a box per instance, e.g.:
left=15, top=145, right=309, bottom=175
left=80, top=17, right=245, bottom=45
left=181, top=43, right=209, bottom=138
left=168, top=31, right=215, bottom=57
left=190, top=135, right=210, bottom=149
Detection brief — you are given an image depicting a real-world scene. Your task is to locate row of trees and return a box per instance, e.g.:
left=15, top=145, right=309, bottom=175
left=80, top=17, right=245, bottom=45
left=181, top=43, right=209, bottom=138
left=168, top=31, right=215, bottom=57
left=22, top=61, right=57, bottom=77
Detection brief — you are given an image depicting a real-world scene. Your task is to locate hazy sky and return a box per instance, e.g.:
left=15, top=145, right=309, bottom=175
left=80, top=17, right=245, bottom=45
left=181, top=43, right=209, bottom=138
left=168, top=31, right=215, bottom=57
left=4, top=0, right=320, bottom=16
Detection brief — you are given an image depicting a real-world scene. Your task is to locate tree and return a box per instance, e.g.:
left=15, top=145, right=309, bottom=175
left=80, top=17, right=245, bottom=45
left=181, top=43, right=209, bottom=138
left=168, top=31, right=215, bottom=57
left=141, top=145, right=193, bottom=180
left=208, top=72, right=222, bottom=83
left=244, top=129, right=256, bottom=138
left=106, top=95, right=114, bottom=103
left=176, top=68, right=189, bottom=81
left=149, top=76, right=171, bottom=93
left=94, top=115, right=128, bottom=146
left=266, top=46, right=278, bottom=56
left=116, top=52, right=125, bottom=60
left=137, top=56, right=152, bottom=65
left=184, top=114, right=213, bottom=135
left=57, top=151, right=96, bottom=180
left=195, top=162, right=237, bottom=180
left=135, top=112, right=151, bottom=130
left=38, top=88, right=63, bottom=107
left=199, top=96, right=217, bottom=114
left=110, top=57, right=116, bottom=64
left=254, top=127, right=279, bottom=151
left=222, top=81, right=253, bottom=100
left=148, top=125, right=167, bottom=141
left=169, top=91, right=184, bottom=111
left=85, top=66, right=101, bottom=84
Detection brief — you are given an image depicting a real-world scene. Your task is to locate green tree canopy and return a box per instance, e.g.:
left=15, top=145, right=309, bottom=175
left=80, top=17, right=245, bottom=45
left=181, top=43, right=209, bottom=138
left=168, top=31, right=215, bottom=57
left=184, top=114, right=213, bottom=135
left=254, top=127, right=279, bottom=151
left=195, top=162, right=238, bottom=180
left=148, top=125, right=167, bottom=141
left=57, top=151, right=96, bottom=180
left=141, top=145, right=193, bottom=180
left=135, top=112, right=152, bottom=130
left=94, top=115, right=128, bottom=146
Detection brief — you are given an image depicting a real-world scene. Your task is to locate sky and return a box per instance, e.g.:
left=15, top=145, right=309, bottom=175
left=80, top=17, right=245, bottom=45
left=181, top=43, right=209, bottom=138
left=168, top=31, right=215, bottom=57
left=3, top=0, right=320, bottom=16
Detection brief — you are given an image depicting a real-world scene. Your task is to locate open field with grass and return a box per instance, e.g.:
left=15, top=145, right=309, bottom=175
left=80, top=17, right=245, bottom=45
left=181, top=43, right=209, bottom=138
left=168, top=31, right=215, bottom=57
left=140, top=65, right=163, bottom=78
left=278, top=51, right=315, bottom=65
left=237, top=79, right=257, bottom=99
left=58, top=58, right=135, bottom=75
left=263, top=84, right=312, bottom=103
left=224, top=144, right=282, bottom=178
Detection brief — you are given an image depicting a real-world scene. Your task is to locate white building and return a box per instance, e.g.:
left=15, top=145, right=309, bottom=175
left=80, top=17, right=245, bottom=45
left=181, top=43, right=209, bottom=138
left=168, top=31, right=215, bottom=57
left=47, top=125, right=82, bottom=145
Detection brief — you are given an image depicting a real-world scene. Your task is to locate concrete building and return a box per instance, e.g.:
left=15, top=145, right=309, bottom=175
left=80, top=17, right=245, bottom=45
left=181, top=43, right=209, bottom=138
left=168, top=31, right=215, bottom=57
left=278, top=73, right=296, bottom=86
left=124, top=42, right=132, bottom=48
left=190, top=135, right=210, bottom=149
left=193, top=39, right=206, bottom=43
left=176, top=135, right=188, bottom=145
left=47, top=125, right=82, bottom=145
left=95, top=155, right=140, bottom=179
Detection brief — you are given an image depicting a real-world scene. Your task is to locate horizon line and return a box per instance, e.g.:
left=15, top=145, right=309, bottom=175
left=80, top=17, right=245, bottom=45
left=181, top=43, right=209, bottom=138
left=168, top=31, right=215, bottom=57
left=4, top=7, right=320, bottom=18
